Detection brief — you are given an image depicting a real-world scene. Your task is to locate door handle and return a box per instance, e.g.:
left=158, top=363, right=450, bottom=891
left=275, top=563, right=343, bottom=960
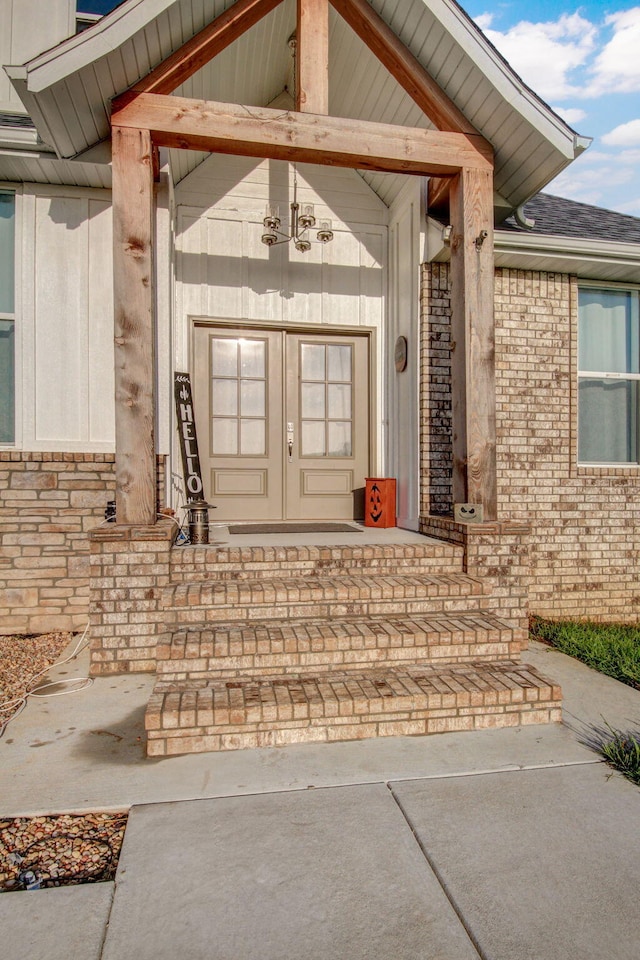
left=287, top=422, right=294, bottom=461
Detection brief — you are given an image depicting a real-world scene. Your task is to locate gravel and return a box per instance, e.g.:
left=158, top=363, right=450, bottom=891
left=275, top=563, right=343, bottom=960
left=0, top=812, right=127, bottom=892
left=0, top=632, right=74, bottom=734
left=0, top=632, right=128, bottom=893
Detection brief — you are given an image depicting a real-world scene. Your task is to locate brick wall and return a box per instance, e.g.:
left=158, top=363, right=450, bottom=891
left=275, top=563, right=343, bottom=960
left=420, top=263, right=453, bottom=516
left=421, top=264, right=640, bottom=623
left=0, top=453, right=166, bottom=635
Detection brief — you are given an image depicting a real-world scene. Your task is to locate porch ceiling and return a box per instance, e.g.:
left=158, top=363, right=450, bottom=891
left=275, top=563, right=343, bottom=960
left=4, top=0, right=587, bottom=216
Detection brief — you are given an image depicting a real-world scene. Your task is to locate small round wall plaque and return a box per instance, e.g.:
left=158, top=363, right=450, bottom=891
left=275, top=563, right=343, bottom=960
left=394, top=336, right=408, bottom=372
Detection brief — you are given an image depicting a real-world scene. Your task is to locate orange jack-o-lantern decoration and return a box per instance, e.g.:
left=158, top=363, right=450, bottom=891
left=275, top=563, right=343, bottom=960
left=369, top=483, right=383, bottom=523
left=365, top=478, right=396, bottom=528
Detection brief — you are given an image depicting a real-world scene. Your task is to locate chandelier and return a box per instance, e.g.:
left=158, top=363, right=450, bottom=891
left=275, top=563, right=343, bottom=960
left=261, top=167, right=334, bottom=252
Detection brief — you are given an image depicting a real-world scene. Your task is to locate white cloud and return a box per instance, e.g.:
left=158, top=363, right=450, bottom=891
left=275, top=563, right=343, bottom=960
left=548, top=144, right=639, bottom=212
left=551, top=106, right=587, bottom=126
left=617, top=147, right=640, bottom=165
left=471, top=8, right=640, bottom=214
left=474, top=13, right=493, bottom=31
left=587, top=8, right=640, bottom=96
left=602, top=119, right=640, bottom=146
left=479, top=13, right=597, bottom=100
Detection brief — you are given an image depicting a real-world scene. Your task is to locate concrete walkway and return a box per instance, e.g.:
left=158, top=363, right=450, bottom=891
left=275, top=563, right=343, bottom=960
left=1, top=640, right=640, bottom=959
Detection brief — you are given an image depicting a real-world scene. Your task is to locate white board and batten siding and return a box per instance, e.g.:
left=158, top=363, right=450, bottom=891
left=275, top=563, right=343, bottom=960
left=174, top=157, right=389, bottom=472
left=0, top=0, right=74, bottom=114
left=17, top=184, right=115, bottom=451
left=387, top=178, right=424, bottom=531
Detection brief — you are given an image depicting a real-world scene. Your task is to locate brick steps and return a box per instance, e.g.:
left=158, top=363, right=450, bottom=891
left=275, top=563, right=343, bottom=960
left=146, top=661, right=563, bottom=756
left=163, top=573, right=488, bottom=624
left=146, top=537, right=561, bottom=756
left=157, top=613, right=525, bottom=680
left=169, top=541, right=464, bottom=582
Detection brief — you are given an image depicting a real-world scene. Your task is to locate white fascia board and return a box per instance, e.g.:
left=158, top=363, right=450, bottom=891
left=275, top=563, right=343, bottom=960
left=4, top=76, right=60, bottom=156
left=426, top=219, right=640, bottom=277
left=0, top=128, right=49, bottom=151
left=0, top=146, right=56, bottom=161
left=494, top=230, right=640, bottom=268
left=408, top=0, right=585, bottom=160
left=7, top=0, right=181, bottom=94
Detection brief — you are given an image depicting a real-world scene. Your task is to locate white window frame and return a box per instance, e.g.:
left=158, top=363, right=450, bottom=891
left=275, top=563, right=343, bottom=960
left=577, top=280, right=640, bottom=467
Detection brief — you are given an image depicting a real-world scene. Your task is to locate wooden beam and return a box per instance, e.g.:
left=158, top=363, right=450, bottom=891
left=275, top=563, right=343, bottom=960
left=296, top=0, right=329, bottom=114
left=427, top=176, right=451, bottom=216
left=112, top=94, right=493, bottom=176
left=449, top=166, right=497, bottom=519
left=132, top=0, right=282, bottom=96
left=112, top=126, right=157, bottom=525
left=329, top=0, right=483, bottom=140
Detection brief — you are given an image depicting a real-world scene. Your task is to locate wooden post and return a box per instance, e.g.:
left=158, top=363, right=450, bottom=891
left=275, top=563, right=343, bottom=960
left=296, top=0, right=329, bottom=114
left=449, top=165, right=497, bottom=519
left=112, top=125, right=157, bottom=525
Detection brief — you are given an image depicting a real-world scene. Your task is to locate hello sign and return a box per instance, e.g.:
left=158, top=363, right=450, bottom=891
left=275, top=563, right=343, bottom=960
left=174, top=372, right=205, bottom=501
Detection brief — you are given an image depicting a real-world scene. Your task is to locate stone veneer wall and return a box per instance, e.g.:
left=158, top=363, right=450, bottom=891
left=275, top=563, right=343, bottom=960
left=0, top=453, right=165, bottom=635
left=421, top=263, right=640, bottom=622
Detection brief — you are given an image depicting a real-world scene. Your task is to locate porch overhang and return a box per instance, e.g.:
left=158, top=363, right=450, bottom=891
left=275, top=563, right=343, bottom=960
left=104, top=0, right=499, bottom=526
left=4, top=0, right=588, bottom=217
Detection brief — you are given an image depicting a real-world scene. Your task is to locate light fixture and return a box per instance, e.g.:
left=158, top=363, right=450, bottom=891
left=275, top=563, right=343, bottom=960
left=261, top=36, right=334, bottom=253
left=261, top=167, right=333, bottom=252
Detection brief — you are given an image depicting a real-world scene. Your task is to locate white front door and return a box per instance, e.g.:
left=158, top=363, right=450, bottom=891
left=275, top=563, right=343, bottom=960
left=193, top=325, right=371, bottom=521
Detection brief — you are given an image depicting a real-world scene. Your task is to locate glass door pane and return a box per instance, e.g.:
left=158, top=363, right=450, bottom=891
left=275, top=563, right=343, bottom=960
left=299, top=341, right=353, bottom=458
left=210, top=337, right=267, bottom=457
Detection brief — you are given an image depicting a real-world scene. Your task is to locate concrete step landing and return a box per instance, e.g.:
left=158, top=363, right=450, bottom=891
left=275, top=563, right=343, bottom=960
left=145, top=661, right=562, bottom=757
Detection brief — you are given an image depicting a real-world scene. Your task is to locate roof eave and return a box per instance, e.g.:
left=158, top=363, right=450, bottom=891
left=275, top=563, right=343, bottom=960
left=428, top=218, right=640, bottom=272
left=496, top=230, right=640, bottom=262
left=8, top=0, right=175, bottom=94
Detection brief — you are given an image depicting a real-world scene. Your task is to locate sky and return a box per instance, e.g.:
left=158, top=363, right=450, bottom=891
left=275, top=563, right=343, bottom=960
left=462, top=1, right=640, bottom=215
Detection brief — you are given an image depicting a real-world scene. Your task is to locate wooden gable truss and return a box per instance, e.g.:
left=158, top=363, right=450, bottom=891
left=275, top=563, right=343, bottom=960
left=109, top=0, right=497, bottom=525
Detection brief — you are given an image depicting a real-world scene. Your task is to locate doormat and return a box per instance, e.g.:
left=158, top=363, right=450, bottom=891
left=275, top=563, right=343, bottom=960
left=228, top=523, right=363, bottom=534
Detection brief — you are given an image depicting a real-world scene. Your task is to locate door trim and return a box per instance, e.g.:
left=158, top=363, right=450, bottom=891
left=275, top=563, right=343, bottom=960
left=189, top=316, right=377, bottom=482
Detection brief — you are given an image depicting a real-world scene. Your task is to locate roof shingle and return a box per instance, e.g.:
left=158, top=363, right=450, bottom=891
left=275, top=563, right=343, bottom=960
left=503, top=193, right=640, bottom=244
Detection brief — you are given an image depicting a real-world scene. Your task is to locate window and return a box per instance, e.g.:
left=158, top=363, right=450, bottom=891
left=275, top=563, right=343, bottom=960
left=0, top=191, right=15, bottom=444
left=578, top=286, right=640, bottom=464
left=76, top=1, right=121, bottom=32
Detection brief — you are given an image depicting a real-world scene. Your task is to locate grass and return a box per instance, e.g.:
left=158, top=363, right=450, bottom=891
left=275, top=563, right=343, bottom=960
left=529, top=616, right=640, bottom=690
left=530, top=617, right=640, bottom=785
left=599, top=727, right=640, bottom=786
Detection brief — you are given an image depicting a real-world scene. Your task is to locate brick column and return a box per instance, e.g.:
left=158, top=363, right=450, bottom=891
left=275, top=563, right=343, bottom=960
left=89, top=520, right=176, bottom=675
left=420, top=516, right=531, bottom=634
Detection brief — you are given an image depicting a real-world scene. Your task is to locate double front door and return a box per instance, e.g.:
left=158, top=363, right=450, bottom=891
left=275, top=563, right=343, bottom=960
left=193, top=325, right=371, bottom=521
